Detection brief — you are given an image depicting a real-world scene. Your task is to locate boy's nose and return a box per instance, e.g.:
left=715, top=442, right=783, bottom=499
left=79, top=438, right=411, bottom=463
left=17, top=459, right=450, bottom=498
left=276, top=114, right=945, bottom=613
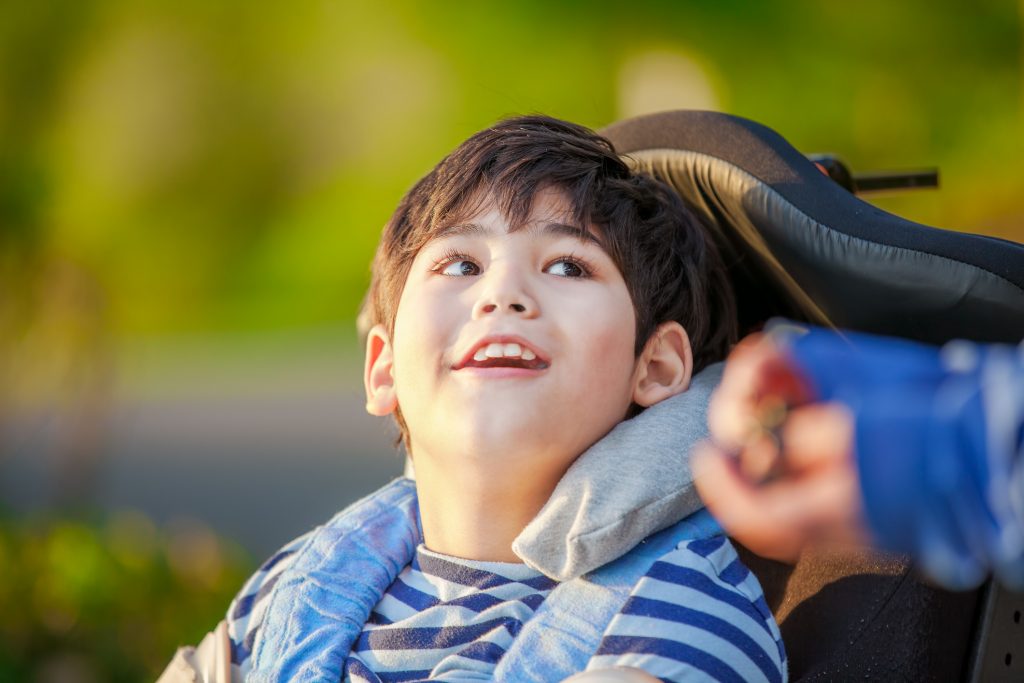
left=472, top=263, right=539, bottom=319
left=472, top=287, right=538, bottom=319
left=479, top=302, right=528, bottom=314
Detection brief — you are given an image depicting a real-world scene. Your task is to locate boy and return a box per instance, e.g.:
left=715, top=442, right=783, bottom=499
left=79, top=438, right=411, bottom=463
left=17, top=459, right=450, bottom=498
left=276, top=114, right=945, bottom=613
left=160, top=116, right=786, bottom=682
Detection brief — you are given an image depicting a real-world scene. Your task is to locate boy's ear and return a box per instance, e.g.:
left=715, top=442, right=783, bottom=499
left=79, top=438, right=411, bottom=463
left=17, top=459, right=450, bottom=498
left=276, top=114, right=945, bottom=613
left=364, top=324, right=398, bottom=416
left=632, top=321, right=693, bottom=408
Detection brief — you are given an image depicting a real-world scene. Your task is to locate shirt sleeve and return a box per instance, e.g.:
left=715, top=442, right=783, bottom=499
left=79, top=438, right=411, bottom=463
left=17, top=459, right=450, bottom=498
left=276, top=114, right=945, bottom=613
left=587, top=535, right=787, bottom=683
left=224, top=530, right=310, bottom=674
left=786, top=327, right=1024, bottom=590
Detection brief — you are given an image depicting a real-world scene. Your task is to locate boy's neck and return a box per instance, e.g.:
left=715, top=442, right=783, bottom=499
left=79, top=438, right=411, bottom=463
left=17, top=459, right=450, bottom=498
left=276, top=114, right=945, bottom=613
left=413, top=453, right=563, bottom=563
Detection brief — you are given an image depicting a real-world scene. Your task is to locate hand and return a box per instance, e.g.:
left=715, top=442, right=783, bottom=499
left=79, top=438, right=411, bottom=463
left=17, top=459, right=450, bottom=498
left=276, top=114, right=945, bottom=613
left=693, top=333, right=868, bottom=562
left=704, top=332, right=812, bottom=457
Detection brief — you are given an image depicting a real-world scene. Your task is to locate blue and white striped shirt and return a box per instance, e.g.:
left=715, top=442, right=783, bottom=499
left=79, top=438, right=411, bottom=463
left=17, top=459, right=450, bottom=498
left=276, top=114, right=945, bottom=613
left=226, top=530, right=312, bottom=668
left=227, top=533, right=786, bottom=682
left=347, top=546, right=558, bottom=682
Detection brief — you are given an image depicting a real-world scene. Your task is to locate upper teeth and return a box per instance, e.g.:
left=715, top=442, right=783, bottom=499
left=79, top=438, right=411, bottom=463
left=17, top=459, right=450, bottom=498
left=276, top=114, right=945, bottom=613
left=473, top=343, right=537, bottom=362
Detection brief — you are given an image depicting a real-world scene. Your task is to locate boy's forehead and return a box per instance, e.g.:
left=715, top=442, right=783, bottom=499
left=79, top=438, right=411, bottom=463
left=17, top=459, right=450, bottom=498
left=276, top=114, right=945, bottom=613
left=431, top=219, right=602, bottom=246
left=428, top=188, right=604, bottom=246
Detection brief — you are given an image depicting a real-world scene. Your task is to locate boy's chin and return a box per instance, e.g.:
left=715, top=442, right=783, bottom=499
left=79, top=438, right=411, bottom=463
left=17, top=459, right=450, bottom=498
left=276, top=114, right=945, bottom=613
left=445, top=418, right=564, bottom=462
left=457, top=399, right=544, bottom=428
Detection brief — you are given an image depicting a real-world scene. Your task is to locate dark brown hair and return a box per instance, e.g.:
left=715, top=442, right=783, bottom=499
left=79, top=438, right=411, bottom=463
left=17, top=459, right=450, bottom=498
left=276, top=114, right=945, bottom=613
left=362, top=115, right=737, bottom=442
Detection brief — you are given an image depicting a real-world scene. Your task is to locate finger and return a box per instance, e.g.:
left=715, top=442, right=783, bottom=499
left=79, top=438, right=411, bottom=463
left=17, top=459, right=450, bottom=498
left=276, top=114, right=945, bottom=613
left=708, top=334, right=810, bottom=449
left=706, top=338, right=763, bottom=448
left=711, top=334, right=772, bottom=408
left=692, top=443, right=811, bottom=562
left=719, top=333, right=807, bottom=401
left=694, top=435, right=869, bottom=559
left=737, top=430, right=782, bottom=483
left=695, top=440, right=863, bottom=550
left=779, top=403, right=854, bottom=472
left=801, top=465, right=870, bottom=547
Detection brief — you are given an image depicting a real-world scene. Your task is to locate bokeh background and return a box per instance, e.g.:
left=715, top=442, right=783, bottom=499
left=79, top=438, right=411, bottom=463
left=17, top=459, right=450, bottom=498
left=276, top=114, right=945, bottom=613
left=2, top=1, right=1022, bottom=679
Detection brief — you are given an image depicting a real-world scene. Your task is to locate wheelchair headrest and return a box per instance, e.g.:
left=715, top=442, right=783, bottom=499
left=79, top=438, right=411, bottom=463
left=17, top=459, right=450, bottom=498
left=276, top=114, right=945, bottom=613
left=602, top=110, right=1024, bottom=345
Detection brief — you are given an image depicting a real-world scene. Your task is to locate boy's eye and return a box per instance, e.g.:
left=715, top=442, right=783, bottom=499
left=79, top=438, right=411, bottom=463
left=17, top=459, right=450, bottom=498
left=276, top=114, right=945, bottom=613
left=544, top=258, right=588, bottom=278
left=439, top=259, right=480, bottom=277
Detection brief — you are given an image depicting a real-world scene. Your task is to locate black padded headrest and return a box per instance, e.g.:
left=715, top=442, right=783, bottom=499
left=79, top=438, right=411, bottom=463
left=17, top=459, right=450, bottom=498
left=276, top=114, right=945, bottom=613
left=602, top=110, right=1024, bottom=345
left=601, top=111, right=1021, bottom=681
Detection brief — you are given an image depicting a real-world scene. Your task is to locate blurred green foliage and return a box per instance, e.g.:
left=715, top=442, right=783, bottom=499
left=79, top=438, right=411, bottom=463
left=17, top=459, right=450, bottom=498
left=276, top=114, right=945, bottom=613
left=0, top=510, right=250, bottom=682
left=0, top=0, right=1020, bottom=340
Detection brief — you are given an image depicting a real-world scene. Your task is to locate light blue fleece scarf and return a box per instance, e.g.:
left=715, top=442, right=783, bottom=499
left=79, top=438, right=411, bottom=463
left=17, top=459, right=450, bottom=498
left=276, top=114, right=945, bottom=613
left=246, top=478, right=721, bottom=682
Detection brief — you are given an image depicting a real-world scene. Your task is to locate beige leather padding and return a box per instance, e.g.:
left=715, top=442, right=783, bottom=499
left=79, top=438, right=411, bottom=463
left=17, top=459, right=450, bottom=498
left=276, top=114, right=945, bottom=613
left=624, top=148, right=831, bottom=332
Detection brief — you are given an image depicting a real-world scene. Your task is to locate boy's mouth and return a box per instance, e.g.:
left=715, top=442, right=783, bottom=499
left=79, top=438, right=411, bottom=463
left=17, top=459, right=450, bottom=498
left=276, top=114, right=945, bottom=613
left=455, top=337, right=550, bottom=371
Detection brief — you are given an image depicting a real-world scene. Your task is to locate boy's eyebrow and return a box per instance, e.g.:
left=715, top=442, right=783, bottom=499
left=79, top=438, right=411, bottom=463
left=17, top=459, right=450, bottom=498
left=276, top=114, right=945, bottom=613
left=534, top=222, right=602, bottom=245
left=434, top=222, right=488, bottom=240
left=434, top=221, right=601, bottom=245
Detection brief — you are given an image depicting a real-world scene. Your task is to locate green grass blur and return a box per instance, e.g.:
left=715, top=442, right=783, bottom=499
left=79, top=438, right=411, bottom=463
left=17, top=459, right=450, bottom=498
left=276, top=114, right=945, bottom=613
left=0, top=509, right=250, bottom=681
left=2, top=0, right=1020, bottom=342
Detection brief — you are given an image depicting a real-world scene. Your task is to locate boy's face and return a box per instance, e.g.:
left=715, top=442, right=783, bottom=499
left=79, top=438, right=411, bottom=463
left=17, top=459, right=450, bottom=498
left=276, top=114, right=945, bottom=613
left=367, top=187, right=643, bottom=479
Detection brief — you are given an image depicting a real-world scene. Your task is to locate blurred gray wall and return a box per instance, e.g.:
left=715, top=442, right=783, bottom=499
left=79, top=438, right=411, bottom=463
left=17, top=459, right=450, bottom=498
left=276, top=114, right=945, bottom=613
left=1, top=331, right=405, bottom=560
